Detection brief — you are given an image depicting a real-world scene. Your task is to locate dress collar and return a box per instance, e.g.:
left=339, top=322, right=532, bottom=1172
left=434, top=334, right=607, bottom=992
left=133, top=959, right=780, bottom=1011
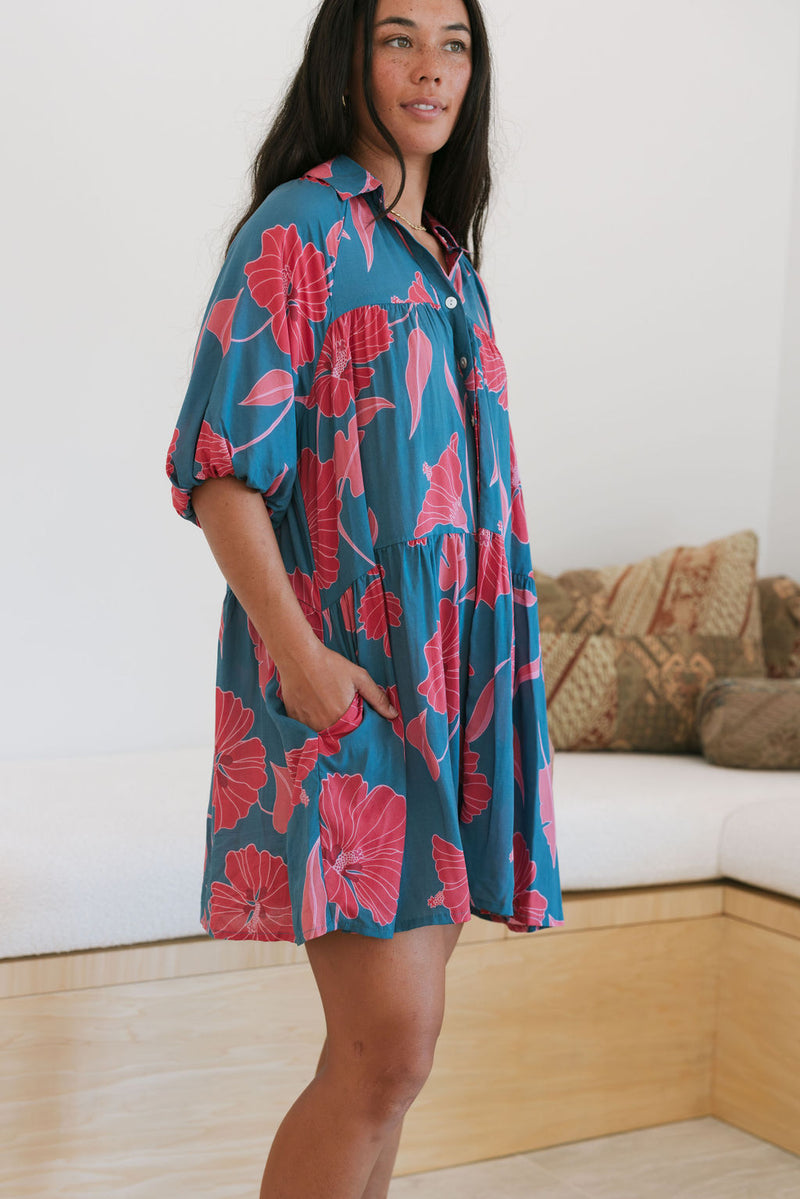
left=302, top=154, right=467, bottom=255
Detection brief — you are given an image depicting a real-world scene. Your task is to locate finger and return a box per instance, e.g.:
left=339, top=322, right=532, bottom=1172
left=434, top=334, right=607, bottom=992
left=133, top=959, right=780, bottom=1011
left=355, top=671, right=399, bottom=720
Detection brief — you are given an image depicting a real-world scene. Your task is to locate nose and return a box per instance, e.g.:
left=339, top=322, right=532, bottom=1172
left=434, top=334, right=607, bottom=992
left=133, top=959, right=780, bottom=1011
left=411, top=43, right=442, bottom=84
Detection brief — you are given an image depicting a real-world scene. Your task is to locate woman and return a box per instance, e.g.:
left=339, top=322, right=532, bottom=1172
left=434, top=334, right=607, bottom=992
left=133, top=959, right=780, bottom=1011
left=166, top=0, right=564, bottom=1194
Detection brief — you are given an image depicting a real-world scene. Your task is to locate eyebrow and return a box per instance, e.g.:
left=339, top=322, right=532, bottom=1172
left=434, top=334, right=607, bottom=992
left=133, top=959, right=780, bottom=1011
left=375, top=16, right=472, bottom=34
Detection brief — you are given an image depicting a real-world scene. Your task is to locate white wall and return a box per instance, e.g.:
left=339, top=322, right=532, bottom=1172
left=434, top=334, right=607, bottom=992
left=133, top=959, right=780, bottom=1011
left=1, top=1, right=798, bottom=760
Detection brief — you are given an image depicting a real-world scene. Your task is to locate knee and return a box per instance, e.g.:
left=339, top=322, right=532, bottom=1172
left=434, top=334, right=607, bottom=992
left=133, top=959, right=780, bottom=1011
left=359, top=1049, right=436, bottom=1123
left=328, top=1034, right=439, bottom=1125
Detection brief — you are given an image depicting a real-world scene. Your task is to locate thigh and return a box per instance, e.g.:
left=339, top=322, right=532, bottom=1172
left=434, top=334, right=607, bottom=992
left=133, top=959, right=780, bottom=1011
left=305, top=922, right=465, bottom=1071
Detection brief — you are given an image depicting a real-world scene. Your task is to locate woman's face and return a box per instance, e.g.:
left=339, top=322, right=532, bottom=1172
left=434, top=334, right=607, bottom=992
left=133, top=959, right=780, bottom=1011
left=350, top=0, right=473, bottom=163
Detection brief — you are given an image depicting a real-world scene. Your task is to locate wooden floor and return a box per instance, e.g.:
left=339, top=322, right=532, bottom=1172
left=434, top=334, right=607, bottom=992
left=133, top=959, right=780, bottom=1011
left=390, top=1117, right=800, bottom=1198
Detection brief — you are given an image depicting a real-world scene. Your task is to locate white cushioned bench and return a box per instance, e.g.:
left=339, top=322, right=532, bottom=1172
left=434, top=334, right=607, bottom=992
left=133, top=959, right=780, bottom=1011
left=1, top=749, right=798, bottom=959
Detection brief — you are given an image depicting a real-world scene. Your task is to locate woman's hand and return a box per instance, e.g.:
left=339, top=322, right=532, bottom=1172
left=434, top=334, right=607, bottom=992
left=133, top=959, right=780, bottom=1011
left=277, top=641, right=399, bottom=733
left=279, top=643, right=399, bottom=732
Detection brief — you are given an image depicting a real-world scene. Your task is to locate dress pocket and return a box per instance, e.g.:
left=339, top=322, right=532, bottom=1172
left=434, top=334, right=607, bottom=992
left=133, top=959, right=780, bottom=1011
left=317, top=692, right=364, bottom=747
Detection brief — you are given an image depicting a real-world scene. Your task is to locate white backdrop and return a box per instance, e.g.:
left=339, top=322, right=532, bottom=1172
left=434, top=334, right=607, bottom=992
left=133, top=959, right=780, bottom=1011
left=2, top=0, right=799, bottom=760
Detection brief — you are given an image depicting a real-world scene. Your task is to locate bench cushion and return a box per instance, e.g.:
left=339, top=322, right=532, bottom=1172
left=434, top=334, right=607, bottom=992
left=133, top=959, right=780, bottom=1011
left=2, top=749, right=798, bottom=959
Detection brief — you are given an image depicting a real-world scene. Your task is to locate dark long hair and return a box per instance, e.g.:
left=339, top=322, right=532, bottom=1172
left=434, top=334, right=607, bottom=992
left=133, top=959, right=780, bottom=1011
left=224, top=0, right=493, bottom=269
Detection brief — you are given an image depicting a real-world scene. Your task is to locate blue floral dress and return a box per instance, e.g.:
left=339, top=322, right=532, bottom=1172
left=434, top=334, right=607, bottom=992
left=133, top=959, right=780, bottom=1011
left=167, top=154, right=564, bottom=945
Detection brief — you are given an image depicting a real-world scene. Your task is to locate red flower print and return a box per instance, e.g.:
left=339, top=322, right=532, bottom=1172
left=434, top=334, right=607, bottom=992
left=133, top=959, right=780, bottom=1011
left=350, top=305, right=393, bottom=367
left=212, top=689, right=267, bottom=831
left=244, top=224, right=331, bottom=368
left=406, top=709, right=441, bottom=780
left=507, top=832, right=548, bottom=930
left=392, top=271, right=440, bottom=307
left=166, top=427, right=179, bottom=479
left=195, top=420, right=234, bottom=481
left=340, top=587, right=356, bottom=633
left=301, top=835, right=329, bottom=940
left=475, top=325, right=507, bottom=406
left=418, top=598, right=460, bottom=721
left=406, top=326, right=432, bottom=438
left=239, top=368, right=295, bottom=407
left=247, top=617, right=276, bottom=696
left=475, top=529, right=512, bottom=609
left=439, top=532, right=467, bottom=596
left=509, top=429, right=530, bottom=545
left=271, top=762, right=310, bottom=836
left=414, top=432, right=467, bottom=537
left=326, top=218, right=346, bottom=259
left=351, top=195, right=376, bottom=270
left=298, top=449, right=342, bottom=590
left=459, top=746, right=492, bottom=823
left=333, top=416, right=365, bottom=499
left=206, top=291, right=242, bottom=355
left=514, top=654, right=541, bottom=694
left=318, top=773, right=406, bottom=925
left=303, top=160, right=334, bottom=183
left=356, top=394, right=395, bottom=431
left=357, top=568, right=402, bottom=656
left=171, top=486, right=190, bottom=518
left=368, top=507, right=379, bottom=542
left=386, top=683, right=405, bottom=740
left=207, top=844, right=294, bottom=940
left=313, top=307, right=392, bottom=418
left=427, top=835, right=471, bottom=917
left=537, top=749, right=558, bottom=864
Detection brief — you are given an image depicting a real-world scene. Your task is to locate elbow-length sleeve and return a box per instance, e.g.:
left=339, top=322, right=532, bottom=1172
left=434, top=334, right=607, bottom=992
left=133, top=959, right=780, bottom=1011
left=166, top=196, right=333, bottom=528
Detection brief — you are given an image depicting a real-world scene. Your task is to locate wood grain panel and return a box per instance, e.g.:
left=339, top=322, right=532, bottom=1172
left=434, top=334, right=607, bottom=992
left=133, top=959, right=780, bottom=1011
left=396, top=917, right=720, bottom=1174
left=715, top=916, right=800, bottom=1157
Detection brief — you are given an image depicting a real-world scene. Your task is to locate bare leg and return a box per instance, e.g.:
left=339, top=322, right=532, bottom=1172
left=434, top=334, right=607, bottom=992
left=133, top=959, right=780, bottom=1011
left=259, top=921, right=465, bottom=1199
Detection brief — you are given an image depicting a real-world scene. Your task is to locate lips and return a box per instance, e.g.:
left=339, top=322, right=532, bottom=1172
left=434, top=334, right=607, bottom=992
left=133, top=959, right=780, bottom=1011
left=402, top=99, right=445, bottom=113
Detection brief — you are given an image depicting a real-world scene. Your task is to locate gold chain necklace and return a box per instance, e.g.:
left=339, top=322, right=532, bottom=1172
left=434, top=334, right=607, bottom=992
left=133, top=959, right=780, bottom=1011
left=390, top=208, right=427, bottom=232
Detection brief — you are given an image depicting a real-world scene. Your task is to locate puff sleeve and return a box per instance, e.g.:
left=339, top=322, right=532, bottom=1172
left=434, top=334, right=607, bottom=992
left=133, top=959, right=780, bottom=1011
left=166, top=199, right=334, bottom=528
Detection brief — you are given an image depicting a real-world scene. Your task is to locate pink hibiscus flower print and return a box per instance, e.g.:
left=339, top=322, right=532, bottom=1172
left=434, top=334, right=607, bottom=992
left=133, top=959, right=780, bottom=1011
left=166, top=427, right=179, bottom=479
left=205, top=291, right=242, bottom=356
left=298, top=448, right=342, bottom=591
left=171, top=487, right=190, bottom=518
left=391, top=270, right=440, bottom=308
left=439, top=532, right=468, bottom=597
left=418, top=597, right=460, bottom=721
left=312, top=306, right=393, bottom=418
left=244, top=223, right=331, bottom=368
left=212, top=689, right=268, bottom=832
left=414, top=432, right=467, bottom=537
left=246, top=617, right=276, bottom=696
left=475, top=325, right=507, bottom=406
left=194, top=420, right=234, bottom=481
left=357, top=567, right=403, bottom=656
left=458, top=746, right=492, bottom=824
left=475, top=529, right=512, bottom=609
left=319, top=772, right=406, bottom=925
left=428, top=835, right=471, bottom=918
left=207, top=844, right=294, bottom=941
left=507, top=831, right=548, bottom=930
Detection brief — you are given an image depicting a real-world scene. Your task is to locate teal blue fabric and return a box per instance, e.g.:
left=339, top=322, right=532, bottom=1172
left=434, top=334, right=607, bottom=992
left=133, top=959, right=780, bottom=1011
left=167, top=154, right=564, bottom=944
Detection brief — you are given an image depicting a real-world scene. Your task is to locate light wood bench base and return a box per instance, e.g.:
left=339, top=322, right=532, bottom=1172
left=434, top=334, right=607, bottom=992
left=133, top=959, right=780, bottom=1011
left=1, top=880, right=798, bottom=1194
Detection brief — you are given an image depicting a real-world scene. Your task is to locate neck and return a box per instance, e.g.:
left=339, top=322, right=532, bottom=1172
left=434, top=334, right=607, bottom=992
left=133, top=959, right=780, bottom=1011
left=348, top=138, right=431, bottom=225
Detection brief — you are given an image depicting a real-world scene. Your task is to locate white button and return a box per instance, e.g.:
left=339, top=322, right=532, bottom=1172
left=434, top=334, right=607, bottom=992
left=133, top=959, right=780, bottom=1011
left=459, top=356, right=469, bottom=370
left=445, top=296, right=458, bottom=309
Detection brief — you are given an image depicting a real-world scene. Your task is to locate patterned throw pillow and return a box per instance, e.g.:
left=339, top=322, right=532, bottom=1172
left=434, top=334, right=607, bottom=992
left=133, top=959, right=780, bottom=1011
left=757, top=576, right=800, bottom=680
left=535, top=529, right=766, bottom=753
left=696, top=678, right=800, bottom=769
